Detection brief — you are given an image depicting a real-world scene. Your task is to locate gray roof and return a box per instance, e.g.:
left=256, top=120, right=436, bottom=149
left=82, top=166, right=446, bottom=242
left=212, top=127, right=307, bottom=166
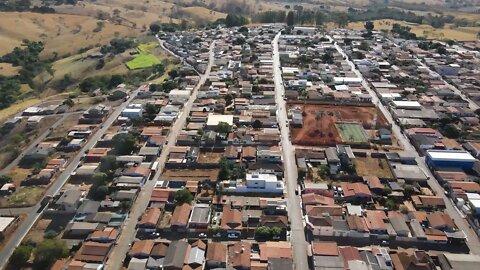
left=77, top=200, right=100, bottom=214
left=189, top=204, right=211, bottom=223
left=389, top=216, right=410, bottom=235
left=269, top=258, right=293, bottom=270
left=163, top=240, right=189, bottom=269
left=56, top=189, right=82, bottom=206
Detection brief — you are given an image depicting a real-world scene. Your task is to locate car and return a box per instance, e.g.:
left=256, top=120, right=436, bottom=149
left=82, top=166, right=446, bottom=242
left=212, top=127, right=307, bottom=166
left=227, top=233, right=239, bottom=239
left=199, top=233, right=207, bottom=238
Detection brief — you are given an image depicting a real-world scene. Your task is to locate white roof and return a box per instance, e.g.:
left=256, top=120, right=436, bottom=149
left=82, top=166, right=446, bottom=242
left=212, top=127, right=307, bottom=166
left=206, top=114, right=233, bottom=126
left=335, top=85, right=349, bottom=91
left=246, top=173, right=277, bottom=182
left=333, top=77, right=362, bottom=83
left=392, top=100, right=422, bottom=108
left=0, top=217, right=15, bottom=232
left=169, top=90, right=190, bottom=96
left=427, top=150, right=475, bottom=162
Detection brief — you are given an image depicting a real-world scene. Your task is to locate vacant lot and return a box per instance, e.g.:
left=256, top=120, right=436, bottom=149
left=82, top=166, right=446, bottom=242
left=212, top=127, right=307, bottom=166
left=336, top=123, right=369, bottom=144
left=0, top=12, right=137, bottom=57
left=355, top=157, right=393, bottom=178
left=197, top=151, right=223, bottom=164
left=347, top=19, right=480, bottom=41
left=161, top=169, right=219, bottom=181
left=3, top=186, right=44, bottom=208
left=290, top=104, right=388, bottom=146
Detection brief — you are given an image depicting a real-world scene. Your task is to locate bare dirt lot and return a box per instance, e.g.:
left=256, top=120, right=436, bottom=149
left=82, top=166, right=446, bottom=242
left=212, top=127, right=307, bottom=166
left=290, top=104, right=388, bottom=146
left=197, top=151, right=223, bottom=164
left=355, top=157, right=394, bottom=178
left=161, top=169, right=219, bottom=182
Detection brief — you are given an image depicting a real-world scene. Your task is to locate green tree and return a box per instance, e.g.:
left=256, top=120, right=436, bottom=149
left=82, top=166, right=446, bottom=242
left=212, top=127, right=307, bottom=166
left=382, top=187, right=392, bottom=196
left=0, top=175, right=12, bottom=186
left=442, top=124, right=460, bottom=139
left=99, top=156, right=118, bottom=173
left=317, top=164, right=329, bottom=178
left=112, top=133, right=136, bottom=155
left=216, top=122, right=231, bottom=134
left=33, top=239, right=68, bottom=269
left=218, top=158, right=234, bottom=180
left=174, top=189, right=193, bottom=205
left=271, top=226, right=282, bottom=238
left=365, top=21, right=374, bottom=32
left=358, top=41, right=370, bottom=51
left=10, top=244, right=33, bottom=267
left=255, top=226, right=271, bottom=239
left=315, top=11, right=325, bottom=26
left=333, top=12, right=348, bottom=28
left=400, top=205, right=409, bottom=214
left=286, top=11, right=295, bottom=26
left=109, top=74, right=124, bottom=89
left=149, top=23, right=160, bottom=33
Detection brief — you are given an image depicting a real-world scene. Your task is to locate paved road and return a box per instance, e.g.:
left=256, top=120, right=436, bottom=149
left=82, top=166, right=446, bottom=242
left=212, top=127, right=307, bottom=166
left=0, top=86, right=145, bottom=269
left=104, top=42, right=215, bottom=270
left=272, top=32, right=309, bottom=270
left=332, top=40, right=480, bottom=254
left=0, top=112, right=84, bottom=175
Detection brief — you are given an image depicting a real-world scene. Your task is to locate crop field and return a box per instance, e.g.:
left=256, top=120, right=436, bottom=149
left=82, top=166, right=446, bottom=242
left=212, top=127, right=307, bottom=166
left=126, top=42, right=162, bottom=70
left=290, top=104, right=388, bottom=146
left=336, top=123, right=370, bottom=143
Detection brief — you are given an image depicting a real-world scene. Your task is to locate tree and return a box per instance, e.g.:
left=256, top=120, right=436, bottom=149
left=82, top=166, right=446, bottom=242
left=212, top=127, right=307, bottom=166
left=91, top=185, right=109, bottom=201
left=333, top=12, right=348, bottom=28
left=238, top=26, right=249, bottom=33
left=10, top=244, right=33, bottom=267
left=271, top=226, right=282, bottom=238
left=317, top=164, right=329, bottom=178
left=174, top=189, right=193, bottom=205
left=255, top=226, right=271, bottom=239
left=109, top=74, right=124, bottom=89
left=315, top=11, right=326, bottom=26
left=149, top=23, right=160, bottom=34
left=364, top=21, right=374, bottom=32
left=442, top=124, right=460, bottom=139
left=168, top=69, right=179, bottom=79
left=216, top=122, right=231, bottom=134
left=382, top=187, right=392, bottom=196
left=112, top=133, right=136, bottom=155
left=252, top=120, right=262, bottom=129
left=358, top=41, right=370, bottom=51
left=286, top=11, right=295, bottom=26
left=385, top=199, right=396, bottom=210
left=224, top=94, right=233, bottom=106
left=99, top=156, right=118, bottom=173
left=62, top=98, right=74, bottom=107
left=218, top=158, right=234, bottom=181
left=400, top=205, right=409, bottom=214
left=33, top=239, right=68, bottom=269
left=0, top=175, right=12, bottom=186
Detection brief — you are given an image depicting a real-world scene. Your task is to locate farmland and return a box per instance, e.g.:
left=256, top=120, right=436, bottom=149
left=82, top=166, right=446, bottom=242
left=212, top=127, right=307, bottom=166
left=289, top=104, right=388, bottom=146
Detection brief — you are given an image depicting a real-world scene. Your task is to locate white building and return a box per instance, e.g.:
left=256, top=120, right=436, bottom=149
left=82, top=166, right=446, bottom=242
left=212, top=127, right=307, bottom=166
left=206, top=114, right=234, bottom=129
left=221, top=173, right=283, bottom=194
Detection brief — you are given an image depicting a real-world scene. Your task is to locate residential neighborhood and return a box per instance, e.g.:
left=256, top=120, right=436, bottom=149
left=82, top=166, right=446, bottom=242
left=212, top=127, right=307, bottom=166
left=1, top=20, right=480, bottom=270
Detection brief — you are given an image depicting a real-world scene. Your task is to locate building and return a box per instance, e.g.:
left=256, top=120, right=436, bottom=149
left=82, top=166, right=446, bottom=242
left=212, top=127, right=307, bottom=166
left=221, top=173, right=284, bottom=194
left=0, top=217, right=16, bottom=239
left=168, top=90, right=190, bottom=105
left=188, top=203, right=211, bottom=230
left=426, top=150, right=476, bottom=170
left=437, top=253, right=480, bottom=270
left=206, top=114, right=234, bottom=129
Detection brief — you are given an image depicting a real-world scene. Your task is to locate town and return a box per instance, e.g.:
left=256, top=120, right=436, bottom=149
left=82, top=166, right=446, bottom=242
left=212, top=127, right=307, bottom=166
left=0, top=21, right=480, bottom=270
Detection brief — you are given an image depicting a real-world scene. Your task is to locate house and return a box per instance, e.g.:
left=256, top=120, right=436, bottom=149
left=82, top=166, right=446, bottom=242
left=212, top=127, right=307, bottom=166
left=426, top=212, right=456, bottom=232
left=170, top=203, right=192, bottom=232
left=228, top=242, right=251, bottom=270
left=0, top=217, right=17, bottom=239
left=206, top=242, right=227, bottom=269
left=88, top=227, right=119, bottom=243
left=64, top=222, right=103, bottom=238
left=85, top=148, right=109, bottom=163
left=221, top=205, right=242, bottom=238
left=206, top=114, right=234, bottom=130
left=74, top=241, right=112, bottom=263
left=364, top=210, right=387, bottom=234
left=188, top=203, right=211, bottom=229
left=129, top=240, right=154, bottom=259
left=325, top=147, right=340, bottom=174
left=53, top=189, right=85, bottom=212
left=340, top=182, right=372, bottom=202
left=169, top=90, right=190, bottom=105
left=138, top=208, right=161, bottom=230
left=187, top=240, right=206, bottom=267
left=259, top=242, right=292, bottom=262
left=163, top=240, right=190, bottom=270
left=221, top=173, right=283, bottom=194
left=337, top=145, right=355, bottom=166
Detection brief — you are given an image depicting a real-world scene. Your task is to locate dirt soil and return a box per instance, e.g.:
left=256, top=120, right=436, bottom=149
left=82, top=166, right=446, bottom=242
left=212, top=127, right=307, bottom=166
left=290, top=104, right=388, bottom=146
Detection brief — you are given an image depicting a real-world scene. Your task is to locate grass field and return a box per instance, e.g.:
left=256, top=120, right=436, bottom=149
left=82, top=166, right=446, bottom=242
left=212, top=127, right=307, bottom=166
left=127, top=42, right=162, bottom=69
left=0, top=63, right=20, bottom=77
left=0, top=12, right=137, bottom=57
left=336, top=123, right=370, bottom=143
left=346, top=19, right=480, bottom=41
left=5, top=186, right=44, bottom=207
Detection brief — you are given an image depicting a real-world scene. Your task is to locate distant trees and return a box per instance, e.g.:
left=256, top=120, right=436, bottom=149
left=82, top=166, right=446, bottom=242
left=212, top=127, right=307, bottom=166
left=112, top=133, right=136, bottom=155
left=365, top=21, right=374, bottom=32
left=218, top=158, right=245, bottom=181
left=149, top=23, right=160, bottom=34
left=225, top=14, right=248, bottom=27
left=286, top=11, right=295, bottom=26
left=100, top=38, right=135, bottom=55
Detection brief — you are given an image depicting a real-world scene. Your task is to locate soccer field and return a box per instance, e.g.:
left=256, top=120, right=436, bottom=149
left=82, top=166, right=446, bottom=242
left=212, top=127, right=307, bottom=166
left=336, top=123, right=369, bottom=143
left=126, top=43, right=162, bottom=69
